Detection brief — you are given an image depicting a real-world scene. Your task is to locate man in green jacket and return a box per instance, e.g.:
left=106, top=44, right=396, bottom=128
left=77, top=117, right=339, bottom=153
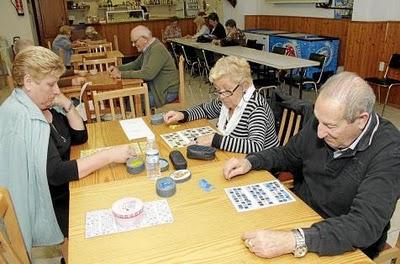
left=109, top=25, right=179, bottom=108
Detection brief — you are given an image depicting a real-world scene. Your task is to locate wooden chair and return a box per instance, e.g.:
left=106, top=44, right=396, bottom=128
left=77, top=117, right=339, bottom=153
left=277, top=107, right=303, bottom=147
left=83, top=57, right=117, bottom=72
left=81, top=81, right=123, bottom=123
left=47, top=40, right=51, bottom=49
left=113, top=35, right=119, bottom=51
left=161, top=55, right=186, bottom=111
left=0, top=187, right=30, bottom=264
left=88, top=42, right=113, bottom=53
left=6, top=75, right=15, bottom=89
left=92, top=84, right=151, bottom=122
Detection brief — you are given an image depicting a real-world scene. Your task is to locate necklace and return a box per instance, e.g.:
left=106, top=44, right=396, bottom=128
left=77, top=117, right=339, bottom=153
left=50, top=123, right=67, bottom=143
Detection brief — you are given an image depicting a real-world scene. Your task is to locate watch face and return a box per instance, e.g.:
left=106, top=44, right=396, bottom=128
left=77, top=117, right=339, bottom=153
left=294, top=245, right=308, bottom=257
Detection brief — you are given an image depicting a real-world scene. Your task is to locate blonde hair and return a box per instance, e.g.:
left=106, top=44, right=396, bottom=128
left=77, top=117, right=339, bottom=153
left=193, top=16, right=205, bottom=26
left=59, top=25, right=72, bottom=36
left=318, top=71, right=376, bottom=122
left=13, top=39, right=34, bottom=54
left=12, top=46, right=65, bottom=87
left=209, top=56, right=252, bottom=86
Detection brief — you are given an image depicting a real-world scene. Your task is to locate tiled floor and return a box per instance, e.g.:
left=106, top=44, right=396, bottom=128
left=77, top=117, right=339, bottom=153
left=1, top=72, right=400, bottom=263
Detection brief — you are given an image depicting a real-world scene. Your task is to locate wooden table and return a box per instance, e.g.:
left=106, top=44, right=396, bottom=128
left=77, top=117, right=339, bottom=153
left=70, top=118, right=242, bottom=189
left=60, top=72, right=143, bottom=99
left=71, top=50, right=124, bottom=69
left=68, top=161, right=372, bottom=264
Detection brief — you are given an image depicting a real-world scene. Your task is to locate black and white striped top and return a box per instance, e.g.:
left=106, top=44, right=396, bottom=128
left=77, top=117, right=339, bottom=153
left=181, top=92, right=279, bottom=154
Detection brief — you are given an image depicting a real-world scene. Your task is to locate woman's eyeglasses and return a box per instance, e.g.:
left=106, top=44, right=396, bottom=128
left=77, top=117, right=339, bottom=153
left=210, top=84, right=240, bottom=98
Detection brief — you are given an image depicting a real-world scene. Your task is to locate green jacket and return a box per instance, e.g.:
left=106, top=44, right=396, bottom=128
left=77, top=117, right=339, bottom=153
left=0, top=89, right=64, bottom=255
left=119, top=39, right=179, bottom=107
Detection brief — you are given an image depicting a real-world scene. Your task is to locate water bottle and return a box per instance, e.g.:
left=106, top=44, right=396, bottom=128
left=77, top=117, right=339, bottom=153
left=145, top=135, right=161, bottom=180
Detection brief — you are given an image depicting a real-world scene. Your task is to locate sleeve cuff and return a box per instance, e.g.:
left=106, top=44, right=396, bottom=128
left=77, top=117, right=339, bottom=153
left=245, top=154, right=260, bottom=170
left=303, top=227, right=320, bottom=253
left=179, top=111, right=189, bottom=123
left=211, top=133, right=222, bottom=148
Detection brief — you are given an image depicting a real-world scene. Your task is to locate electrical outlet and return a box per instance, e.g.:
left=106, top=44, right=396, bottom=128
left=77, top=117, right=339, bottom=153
left=379, top=61, right=385, bottom=72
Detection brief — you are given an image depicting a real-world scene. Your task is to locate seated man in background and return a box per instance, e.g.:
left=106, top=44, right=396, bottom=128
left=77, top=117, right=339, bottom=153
left=164, top=56, right=278, bottom=153
left=84, top=26, right=103, bottom=41
left=109, top=25, right=179, bottom=108
left=162, top=18, right=182, bottom=43
left=224, top=72, right=400, bottom=260
left=213, top=19, right=246, bottom=47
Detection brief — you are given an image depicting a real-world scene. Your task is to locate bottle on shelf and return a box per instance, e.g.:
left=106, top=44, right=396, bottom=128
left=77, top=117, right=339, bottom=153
left=145, top=135, right=161, bottom=180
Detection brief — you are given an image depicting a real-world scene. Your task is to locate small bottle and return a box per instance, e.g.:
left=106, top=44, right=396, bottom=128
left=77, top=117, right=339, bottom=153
left=145, top=135, right=161, bottom=180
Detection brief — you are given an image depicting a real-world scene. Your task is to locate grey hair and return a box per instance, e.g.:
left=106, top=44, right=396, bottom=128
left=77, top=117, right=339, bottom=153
left=318, top=71, right=376, bottom=122
left=209, top=56, right=253, bottom=86
left=132, top=25, right=152, bottom=39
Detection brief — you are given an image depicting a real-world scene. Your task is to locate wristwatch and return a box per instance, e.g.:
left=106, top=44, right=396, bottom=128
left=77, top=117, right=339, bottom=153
left=292, top=228, right=308, bottom=257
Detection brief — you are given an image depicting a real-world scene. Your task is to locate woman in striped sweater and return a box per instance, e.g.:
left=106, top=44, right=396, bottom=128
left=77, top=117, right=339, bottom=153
left=164, top=56, right=279, bottom=154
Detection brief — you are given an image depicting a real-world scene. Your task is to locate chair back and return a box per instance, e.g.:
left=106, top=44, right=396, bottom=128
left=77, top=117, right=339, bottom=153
left=0, top=187, right=30, bottom=264
left=82, top=81, right=123, bottom=123
left=47, top=40, right=52, bottom=49
left=272, top=46, right=286, bottom=55
left=385, top=53, right=400, bottom=79
left=309, top=53, right=327, bottom=83
left=6, top=75, right=15, bottom=89
left=278, top=107, right=302, bottom=146
left=92, top=84, right=150, bottom=122
left=161, top=55, right=186, bottom=111
left=88, top=42, right=113, bottom=53
left=113, top=35, right=119, bottom=51
left=83, top=57, right=117, bottom=72
left=246, top=39, right=264, bottom=51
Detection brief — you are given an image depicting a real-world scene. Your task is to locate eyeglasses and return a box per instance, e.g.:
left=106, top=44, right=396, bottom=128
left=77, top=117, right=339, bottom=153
left=210, top=84, right=240, bottom=98
left=131, top=36, right=143, bottom=46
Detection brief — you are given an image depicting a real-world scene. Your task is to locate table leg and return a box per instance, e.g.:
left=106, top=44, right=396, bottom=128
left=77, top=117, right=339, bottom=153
left=298, top=68, right=305, bottom=100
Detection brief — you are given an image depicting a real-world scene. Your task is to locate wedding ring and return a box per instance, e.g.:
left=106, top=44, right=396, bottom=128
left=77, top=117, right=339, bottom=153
left=245, top=239, right=253, bottom=248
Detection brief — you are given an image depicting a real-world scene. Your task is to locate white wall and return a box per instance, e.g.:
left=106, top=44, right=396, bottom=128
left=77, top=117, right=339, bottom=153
left=0, top=0, right=37, bottom=46
left=352, top=0, right=400, bottom=21
left=222, top=0, right=334, bottom=29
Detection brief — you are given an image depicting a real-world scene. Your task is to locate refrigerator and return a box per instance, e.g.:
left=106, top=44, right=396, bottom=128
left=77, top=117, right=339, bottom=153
left=269, top=33, right=340, bottom=79
left=243, top=29, right=290, bottom=51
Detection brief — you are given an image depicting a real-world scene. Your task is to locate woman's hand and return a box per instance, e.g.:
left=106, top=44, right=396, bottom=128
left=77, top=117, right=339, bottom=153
left=107, top=144, right=137, bottom=163
left=164, top=111, right=184, bottom=124
left=53, top=93, right=72, bottom=110
left=191, top=133, right=214, bottom=147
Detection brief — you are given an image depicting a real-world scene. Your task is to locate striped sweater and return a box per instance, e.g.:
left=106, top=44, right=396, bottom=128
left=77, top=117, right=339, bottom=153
left=181, top=92, right=279, bottom=153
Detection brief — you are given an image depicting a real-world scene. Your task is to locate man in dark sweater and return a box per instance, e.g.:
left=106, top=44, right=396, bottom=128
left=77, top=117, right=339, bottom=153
left=223, top=71, right=400, bottom=260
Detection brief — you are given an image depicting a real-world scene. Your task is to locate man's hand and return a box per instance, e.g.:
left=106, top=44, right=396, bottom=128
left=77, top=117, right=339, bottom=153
left=164, top=111, right=184, bottom=124
left=108, top=65, right=121, bottom=78
left=242, top=230, right=296, bottom=258
left=223, top=158, right=252, bottom=180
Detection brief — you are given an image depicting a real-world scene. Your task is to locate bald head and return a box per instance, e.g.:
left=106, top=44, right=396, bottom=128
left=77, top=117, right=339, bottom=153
left=317, top=71, right=376, bottom=122
left=131, top=25, right=152, bottom=40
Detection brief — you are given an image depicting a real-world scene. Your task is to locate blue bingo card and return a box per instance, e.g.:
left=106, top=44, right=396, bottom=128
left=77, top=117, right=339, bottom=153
left=224, top=180, right=295, bottom=212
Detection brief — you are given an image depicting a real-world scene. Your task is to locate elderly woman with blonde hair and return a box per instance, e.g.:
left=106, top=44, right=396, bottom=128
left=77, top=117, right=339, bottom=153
left=164, top=56, right=279, bottom=153
left=185, top=15, right=210, bottom=39
left=0, top=46, right=135, bottom=260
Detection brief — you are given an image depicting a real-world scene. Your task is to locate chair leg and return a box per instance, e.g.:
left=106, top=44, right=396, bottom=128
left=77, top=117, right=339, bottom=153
left=382, top=85, right=392, bottom=116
